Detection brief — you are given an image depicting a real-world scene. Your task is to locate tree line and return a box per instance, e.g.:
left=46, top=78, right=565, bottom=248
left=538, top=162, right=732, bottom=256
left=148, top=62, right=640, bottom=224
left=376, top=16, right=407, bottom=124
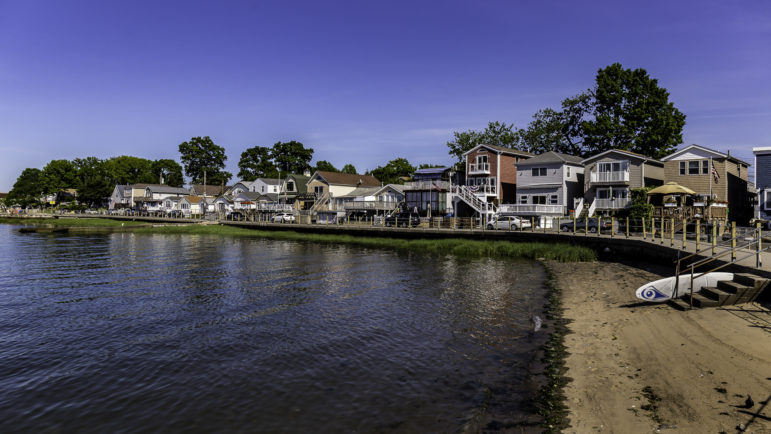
left=6, top=136, right=438, bottom=208
left=447, top=63, right=686, bottom=164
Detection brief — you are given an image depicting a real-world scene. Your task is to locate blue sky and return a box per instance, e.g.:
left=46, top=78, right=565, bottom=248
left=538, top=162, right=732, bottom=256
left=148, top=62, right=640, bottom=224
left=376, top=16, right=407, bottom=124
left=1, top=0, right=769, bottom=190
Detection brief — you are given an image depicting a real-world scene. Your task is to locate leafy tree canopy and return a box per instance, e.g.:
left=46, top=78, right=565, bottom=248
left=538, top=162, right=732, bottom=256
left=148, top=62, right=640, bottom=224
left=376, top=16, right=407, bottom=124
left=369, top=158, right=415, bottom=185
left=40, top=159, right=77, bottom=195
left=72, top=157, right=112, bottom=207
left=314, top=160, right=338, bottom=173
left=8, top=168, right=42, bottom=208
left=583, top=63, right=685, bottom=159
left=104, top=156, right=155, bottom=185
left=238, top=146, right=278, bottom=181
left=340, top=164, right=357, bottom=174
left=446, top=121, right=523, bottom=164
left=418, top=163, right=445, bottom=169
left=270, top=141, right=314, bottom=174
left=152, top=159, right=184, bottom=187
left=178, top=136, right=232, bottom=186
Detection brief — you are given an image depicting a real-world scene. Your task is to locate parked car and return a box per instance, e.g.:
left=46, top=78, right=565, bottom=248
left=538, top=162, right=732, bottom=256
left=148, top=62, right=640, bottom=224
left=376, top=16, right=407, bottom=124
left=559, top=217, right=612, bottom=233
left=272, top=212, right=295, bottom=223
left=486, top=215, right=532, bottom=230
left=384, top=213, right=421, bottom=227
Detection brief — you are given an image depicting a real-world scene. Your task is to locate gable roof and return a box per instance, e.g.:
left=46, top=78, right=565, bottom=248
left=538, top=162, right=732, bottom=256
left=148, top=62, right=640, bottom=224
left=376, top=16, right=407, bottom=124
left=336, top=186, right=381, bottom=199
left=191, top=184, right=226, bottom=196
left=373, top=184, right=405, bottom=196
left=180, top=195, right=204, bottom=204
left=582, top=149, right=664, bottom=166
left=462, top=144, right=534, bottom=158
left=516, top=151, right=583, bottom=167
left=285, top=174, right=310, bottom=194
left=309, top=171, right=381, bottom=187
left=256, top=178, right=282, bottom=185
left=662, top=144, right=751, bottom=166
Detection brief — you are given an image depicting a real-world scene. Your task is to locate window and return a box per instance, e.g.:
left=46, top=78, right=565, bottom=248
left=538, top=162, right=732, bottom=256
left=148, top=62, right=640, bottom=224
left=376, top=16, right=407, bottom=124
left=566, top=167, right=571, bottom=177
left=533, top=196, right=547, bottom=204
left=597, top=189, right=610, bottom=199
left=314, top=186, right=324, bottom=195
left=532, top=167, right=547, bottom=176
left=477, top=155, right=488, bottom=165
left=261, top=186, right=265, bottom=193
left=702, top=160, right=709, bottom=174
left=679, top=161, right=686, bottom=175
left=550, top=195, right=558, bottom=204
left=489, top=177, right=496, bottom=186
left=688, top=161, right=699, bottom=175
left=287, top=181, right=294, bottom=192
left=520, top=195, right=528, bottom=204
left=598, top=161, right=627, bottom=172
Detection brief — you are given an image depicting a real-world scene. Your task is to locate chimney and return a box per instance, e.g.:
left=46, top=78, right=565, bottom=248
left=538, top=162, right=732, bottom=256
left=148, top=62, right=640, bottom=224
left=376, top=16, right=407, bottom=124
left=303, top=168, right=311, bottom=177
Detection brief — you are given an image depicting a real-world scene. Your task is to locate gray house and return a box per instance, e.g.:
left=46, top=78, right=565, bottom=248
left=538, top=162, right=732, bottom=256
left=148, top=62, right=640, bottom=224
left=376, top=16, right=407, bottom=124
left=754, top=147, right=771, bottom=220
left=499, top=152, right=584, bottom=218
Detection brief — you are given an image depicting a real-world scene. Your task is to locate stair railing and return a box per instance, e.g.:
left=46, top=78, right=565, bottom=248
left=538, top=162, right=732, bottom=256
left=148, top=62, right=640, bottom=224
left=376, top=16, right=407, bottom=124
left=673, top=226, right=769, bottom=307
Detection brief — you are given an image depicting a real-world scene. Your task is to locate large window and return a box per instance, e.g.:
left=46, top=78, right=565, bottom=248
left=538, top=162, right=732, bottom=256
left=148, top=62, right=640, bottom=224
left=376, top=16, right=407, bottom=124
left=598, top=161, right=627, bottom=172
left=680, top=160, right=709, bottom=175
left=532, top=195, right=547, bottom=204
left=314, top=186, right=324, bottom=195
left=286, top=181, right=295, bottom=192
left=532, top=167, right=547, bottom=176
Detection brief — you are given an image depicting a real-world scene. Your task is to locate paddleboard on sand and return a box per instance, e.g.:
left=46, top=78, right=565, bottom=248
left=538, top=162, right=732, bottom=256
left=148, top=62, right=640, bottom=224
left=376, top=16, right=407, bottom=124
left=635, top=272, right=734, bottom=302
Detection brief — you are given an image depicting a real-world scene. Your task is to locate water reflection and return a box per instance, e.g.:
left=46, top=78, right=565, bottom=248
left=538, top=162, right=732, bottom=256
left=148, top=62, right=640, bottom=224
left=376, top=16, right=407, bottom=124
left=0, top=226, right=548, bottom=432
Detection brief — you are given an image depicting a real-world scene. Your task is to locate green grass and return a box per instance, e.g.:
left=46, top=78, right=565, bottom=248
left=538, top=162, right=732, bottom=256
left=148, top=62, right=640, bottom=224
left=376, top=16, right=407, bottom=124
left=132, top=224, right=597, bottom=262
left=0, top=217, right=146, bottom=227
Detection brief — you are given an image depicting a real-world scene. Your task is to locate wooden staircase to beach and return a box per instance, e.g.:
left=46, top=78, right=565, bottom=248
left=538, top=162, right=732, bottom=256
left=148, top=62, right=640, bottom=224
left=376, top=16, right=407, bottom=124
left=668, top=273, right=770, bottom=310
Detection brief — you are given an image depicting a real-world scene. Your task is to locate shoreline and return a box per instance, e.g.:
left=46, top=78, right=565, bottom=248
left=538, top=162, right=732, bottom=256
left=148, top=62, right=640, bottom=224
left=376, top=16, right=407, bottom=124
left=550, top=261, right=771, bottom=432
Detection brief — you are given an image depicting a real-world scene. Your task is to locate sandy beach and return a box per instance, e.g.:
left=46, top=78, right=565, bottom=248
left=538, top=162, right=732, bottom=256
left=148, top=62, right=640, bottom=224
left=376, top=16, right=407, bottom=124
left=550, top=261, right=771, bottom=433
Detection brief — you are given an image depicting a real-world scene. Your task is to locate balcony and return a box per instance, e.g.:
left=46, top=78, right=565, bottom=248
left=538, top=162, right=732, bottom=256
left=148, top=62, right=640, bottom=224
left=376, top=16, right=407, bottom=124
left=402, top=180, right=451, bottom=191
left=344, top=201, right=399, bottom=211
left=461, top=184, right=496, bottom=196
left=498, top=204, right=565, bottom=215
left=594, top=198, right=631, bottom=209
left=468, top=162, right=490, bottom=175
left=590, top=171, right=629, bottom=184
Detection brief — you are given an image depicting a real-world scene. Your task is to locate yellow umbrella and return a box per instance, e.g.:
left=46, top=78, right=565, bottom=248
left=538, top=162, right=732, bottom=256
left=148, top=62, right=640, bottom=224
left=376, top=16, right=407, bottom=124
left=646, top=182, right=697, bottom=196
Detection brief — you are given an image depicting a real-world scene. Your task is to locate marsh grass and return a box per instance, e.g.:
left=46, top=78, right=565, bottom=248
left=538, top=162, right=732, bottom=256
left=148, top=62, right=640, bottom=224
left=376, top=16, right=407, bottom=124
left=0, top=217, right=146, bottom=227
left=132, top=224, right=597, bottom=262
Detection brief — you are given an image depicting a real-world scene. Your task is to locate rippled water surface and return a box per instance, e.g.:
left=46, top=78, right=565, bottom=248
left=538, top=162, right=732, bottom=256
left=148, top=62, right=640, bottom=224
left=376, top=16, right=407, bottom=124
left=0, top=225, right=549, bottom=432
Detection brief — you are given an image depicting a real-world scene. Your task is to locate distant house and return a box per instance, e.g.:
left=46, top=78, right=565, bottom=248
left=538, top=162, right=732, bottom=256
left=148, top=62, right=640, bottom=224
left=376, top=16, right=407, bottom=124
left=582, top=149, right=664, bottom=216
left=404, top=167, right=453, bottom=216
left=213, top=196, right=234, bottom=215
left=501, top=151, right=584, bottom=218
left=133, top=185, right=189, bottom=212
left=662, top=145, right=752, bottom=224
left=455, top=144, right=533, bottom=217
left=179, top=195, right=208, bottom=216
left=282, top=174, right=311, bottom=209
left=251, top=178, right=282, bottom=195
left=306, top=171, right=381, bottom=211
left=109, top=185, right=132, bottom=209
left=337, top=185, right=404, bottom=216
left=231, top=181, right=254, bottom=196
left=754, top=147, right=771, bottom=220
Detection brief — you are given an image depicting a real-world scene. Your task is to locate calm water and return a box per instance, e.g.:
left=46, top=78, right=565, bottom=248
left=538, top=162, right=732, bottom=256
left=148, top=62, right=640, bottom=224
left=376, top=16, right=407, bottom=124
left=0, top=225, right=549, bottom=433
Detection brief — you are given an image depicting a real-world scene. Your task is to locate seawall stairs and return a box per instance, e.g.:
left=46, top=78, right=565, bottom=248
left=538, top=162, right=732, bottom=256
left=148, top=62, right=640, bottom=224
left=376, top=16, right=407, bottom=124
left=668, top=273, right=770, bottom=310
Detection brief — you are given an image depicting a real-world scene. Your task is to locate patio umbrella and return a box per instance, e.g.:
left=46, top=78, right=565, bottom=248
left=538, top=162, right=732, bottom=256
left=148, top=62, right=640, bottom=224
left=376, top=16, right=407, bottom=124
left=646, top=182, right=697, bottom=196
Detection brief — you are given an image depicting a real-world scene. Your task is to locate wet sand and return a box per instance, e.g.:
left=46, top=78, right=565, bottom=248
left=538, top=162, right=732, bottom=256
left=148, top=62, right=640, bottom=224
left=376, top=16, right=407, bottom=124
left=549, top=261, right=771, bottom=433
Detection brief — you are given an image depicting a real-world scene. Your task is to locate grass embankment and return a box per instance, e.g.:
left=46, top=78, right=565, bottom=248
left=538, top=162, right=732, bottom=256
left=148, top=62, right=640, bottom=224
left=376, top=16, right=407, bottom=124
left=0, top=217, right=146, bottom=227
left=132, top=224, right=597, bottom=262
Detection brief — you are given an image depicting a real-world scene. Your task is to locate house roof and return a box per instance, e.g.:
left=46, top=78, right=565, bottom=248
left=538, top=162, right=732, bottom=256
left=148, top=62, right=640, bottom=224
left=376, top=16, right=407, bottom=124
left=414, top=167, right=450, bottom=175
left=373, top=184, right=405, bottom=196
left=581, top=149, right=664, bottom=166
left=235, top=192, right=262, bottom=201
left=336, top=186, right=381, bottom=199
left=180, top=195, right=205, bottom=203
left=462, top=144, right=534, bottom=158
left=191, top=184, right=226, bottom=196
left=146, top=185, right=190, bottom=195
left=257, top=178, right=282, bottom=185
left=285, top=174, right=310, bottom=194
left=310, top=171, right=381, bottom=187
left=516, top=183, right=562, bottom=190
left=662, top=144, right=751, bottom=166
left=516, top=151, right=583, bottom=166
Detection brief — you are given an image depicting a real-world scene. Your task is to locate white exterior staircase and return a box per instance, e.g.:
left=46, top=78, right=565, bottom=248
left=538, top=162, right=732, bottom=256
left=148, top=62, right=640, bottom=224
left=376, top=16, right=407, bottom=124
left=454, top=185, right=497, bottom=218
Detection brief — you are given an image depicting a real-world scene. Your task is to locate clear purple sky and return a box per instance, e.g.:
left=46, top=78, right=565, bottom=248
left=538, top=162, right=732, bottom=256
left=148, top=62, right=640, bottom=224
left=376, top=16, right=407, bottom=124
left=1, top=0, right=769, bottom=190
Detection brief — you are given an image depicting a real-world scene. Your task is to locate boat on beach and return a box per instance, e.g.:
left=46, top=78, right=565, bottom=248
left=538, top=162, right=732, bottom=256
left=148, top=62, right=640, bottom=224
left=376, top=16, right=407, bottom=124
left=635, top=272, right=734, bottom=302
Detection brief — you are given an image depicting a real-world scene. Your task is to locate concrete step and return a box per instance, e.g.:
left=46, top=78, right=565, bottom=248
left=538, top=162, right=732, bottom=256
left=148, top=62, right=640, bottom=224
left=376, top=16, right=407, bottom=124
left=717, top=280, right=751, bottom=294
left=733, top=273, right=768, bottom=290
left=690, top=293, right=720, bottom=308
left=668, top=298, right=692, bottom=311
left=700, top=286, right=733, bottom=303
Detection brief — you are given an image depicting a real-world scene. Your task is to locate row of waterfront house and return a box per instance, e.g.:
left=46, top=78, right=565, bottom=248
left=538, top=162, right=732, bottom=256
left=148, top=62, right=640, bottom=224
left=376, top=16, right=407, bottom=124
left=103, top=144, right=764, bottom=225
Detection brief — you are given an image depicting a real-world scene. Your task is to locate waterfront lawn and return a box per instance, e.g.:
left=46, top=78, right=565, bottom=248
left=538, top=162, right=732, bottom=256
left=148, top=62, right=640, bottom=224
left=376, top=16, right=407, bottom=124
left=134, top=224, right=597, bottom=262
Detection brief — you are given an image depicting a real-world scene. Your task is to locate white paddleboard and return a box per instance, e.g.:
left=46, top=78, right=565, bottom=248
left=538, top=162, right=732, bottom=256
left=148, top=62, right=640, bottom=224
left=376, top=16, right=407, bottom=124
left=635, top=272, right=734, bottom=302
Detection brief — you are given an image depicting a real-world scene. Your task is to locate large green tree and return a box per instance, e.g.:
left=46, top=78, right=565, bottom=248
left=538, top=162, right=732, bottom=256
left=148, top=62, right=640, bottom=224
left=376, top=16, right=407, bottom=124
left=518, top=92, right=592, bottom=157
left=238, top=146, right=277, bottom=181
left=369, top=158, right=415, bottom=185
left=582, top=63, right=686, bottom=158
left=152, top=159, right=184, bottom=187
left=40, top=159, right=77, bottom=195
left=340, top=164, right=357, bottom=174
left=314, top=160, right=338, bottom=173
left=446, top=121, right=522, bottom=164
left=8, top=168, right=43, bottom=208
left=270, top=141, right=314, bottom=174
left=72, top=157, right=112, bottom=207
left=178, top=136, right=232, bottom=186
left=104, top=156, right=155, bottom=185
